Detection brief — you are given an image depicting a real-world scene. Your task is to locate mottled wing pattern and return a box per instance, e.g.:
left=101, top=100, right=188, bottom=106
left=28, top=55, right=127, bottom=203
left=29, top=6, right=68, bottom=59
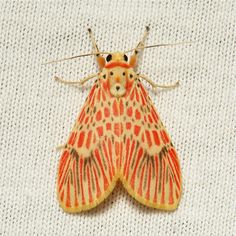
left=57, top=81, right=118, bottom=212
left=120, top=80, right=181, bottom=210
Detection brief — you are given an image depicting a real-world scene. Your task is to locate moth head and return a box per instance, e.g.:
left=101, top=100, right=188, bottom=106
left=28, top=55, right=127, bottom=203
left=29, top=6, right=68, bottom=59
left=100, top=54, right=135, bottom=98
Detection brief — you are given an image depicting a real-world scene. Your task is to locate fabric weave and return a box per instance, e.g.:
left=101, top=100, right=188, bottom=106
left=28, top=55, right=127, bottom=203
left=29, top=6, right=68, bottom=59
left=0, top=0, right=235, bottom=235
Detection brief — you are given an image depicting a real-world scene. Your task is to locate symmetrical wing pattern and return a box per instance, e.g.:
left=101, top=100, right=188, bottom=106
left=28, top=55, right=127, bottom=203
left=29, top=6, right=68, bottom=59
left=57, top=76, right=181, bottom=212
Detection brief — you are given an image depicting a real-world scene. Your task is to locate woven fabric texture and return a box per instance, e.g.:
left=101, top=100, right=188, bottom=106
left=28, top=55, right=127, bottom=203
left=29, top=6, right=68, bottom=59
left=0, top=0, right=235, bottom=235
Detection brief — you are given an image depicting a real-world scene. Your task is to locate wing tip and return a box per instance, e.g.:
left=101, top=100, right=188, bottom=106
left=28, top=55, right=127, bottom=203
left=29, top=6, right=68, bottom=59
left=120, top=177, right=181, bottom=211
left=56, top=175, right=119, bottom=213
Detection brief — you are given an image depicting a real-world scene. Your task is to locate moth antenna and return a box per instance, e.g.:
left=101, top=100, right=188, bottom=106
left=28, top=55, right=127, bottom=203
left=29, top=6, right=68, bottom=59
left=125, top=41, right=194, bottom=53
left=43, top=51, right=112, bottom=65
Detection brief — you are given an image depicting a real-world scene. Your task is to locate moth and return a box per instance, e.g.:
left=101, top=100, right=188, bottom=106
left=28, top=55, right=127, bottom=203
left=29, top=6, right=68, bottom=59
left=50, top=27, right=182, bottom=213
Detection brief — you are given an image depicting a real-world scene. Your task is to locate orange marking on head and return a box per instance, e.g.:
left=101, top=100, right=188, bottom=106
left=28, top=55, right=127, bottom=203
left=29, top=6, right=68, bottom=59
left=115, top=77, right=120, bottom=83
left=105, top=62, right=131, bottom=69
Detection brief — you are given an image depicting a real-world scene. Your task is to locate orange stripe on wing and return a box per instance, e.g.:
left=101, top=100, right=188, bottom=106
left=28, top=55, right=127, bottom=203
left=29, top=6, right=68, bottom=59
left=92, top=166, right=101, bottom=198
left=125, top=140, right=135, bottom=180
left=145, top=164, right=152, bottom=200
left=94, top=149, right=109, bottom=190
left=79, top=158, right=86, bottom=205
left=160, top=157, right=166, bottom=205
left=130, top=147, right=143, bottom=189
left=87, top=165, right=93, bottom=203
left=73, top=160, right=79, bottom=207
left=66, top=179, right=71, bottom=208
left=153, top=155, right=159, bottom=203
left=138, top=164, right=146, bottom=196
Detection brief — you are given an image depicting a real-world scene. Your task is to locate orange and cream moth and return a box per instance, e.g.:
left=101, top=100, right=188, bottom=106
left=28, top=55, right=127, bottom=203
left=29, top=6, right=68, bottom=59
left=52, top=27, right=182, bottom=213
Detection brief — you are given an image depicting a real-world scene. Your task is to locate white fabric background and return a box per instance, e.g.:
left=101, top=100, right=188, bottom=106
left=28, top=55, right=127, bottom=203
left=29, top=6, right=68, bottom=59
left=0, top=0, right=235, bottom=235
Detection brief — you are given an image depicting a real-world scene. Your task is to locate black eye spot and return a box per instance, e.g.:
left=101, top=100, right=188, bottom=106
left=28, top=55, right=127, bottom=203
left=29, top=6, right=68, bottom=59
left=106, top=54, right=112, bottom=62
left=103, top=74, right=106, bottom=79
left=124, top=54, right=128, bottom=61
left=130, top=74, right=133, bottom=78
left=123, top=72, right=126, bottom=76
left=110, top=71, right=113, bottom=76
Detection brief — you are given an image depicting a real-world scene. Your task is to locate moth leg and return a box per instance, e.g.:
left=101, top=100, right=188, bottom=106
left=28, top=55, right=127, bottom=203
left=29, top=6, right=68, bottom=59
left=56, top=144, right=66, bottom=151
left=138, top=74, right=180, bottom=90
left=88, top=28, right=105, bottom=70
left=54, top=73, right=98, bottom=86
left=129, top=26, right=150, bottom=67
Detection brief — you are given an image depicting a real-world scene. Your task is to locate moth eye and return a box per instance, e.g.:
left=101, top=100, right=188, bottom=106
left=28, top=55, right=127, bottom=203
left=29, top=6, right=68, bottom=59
left=110, top=71, right=113, bottom=76
left=106, top=54, right=112, bottom=62
left=124, top=54, right=128, bottom=62
left=122, top=72, right=126, bottom=76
